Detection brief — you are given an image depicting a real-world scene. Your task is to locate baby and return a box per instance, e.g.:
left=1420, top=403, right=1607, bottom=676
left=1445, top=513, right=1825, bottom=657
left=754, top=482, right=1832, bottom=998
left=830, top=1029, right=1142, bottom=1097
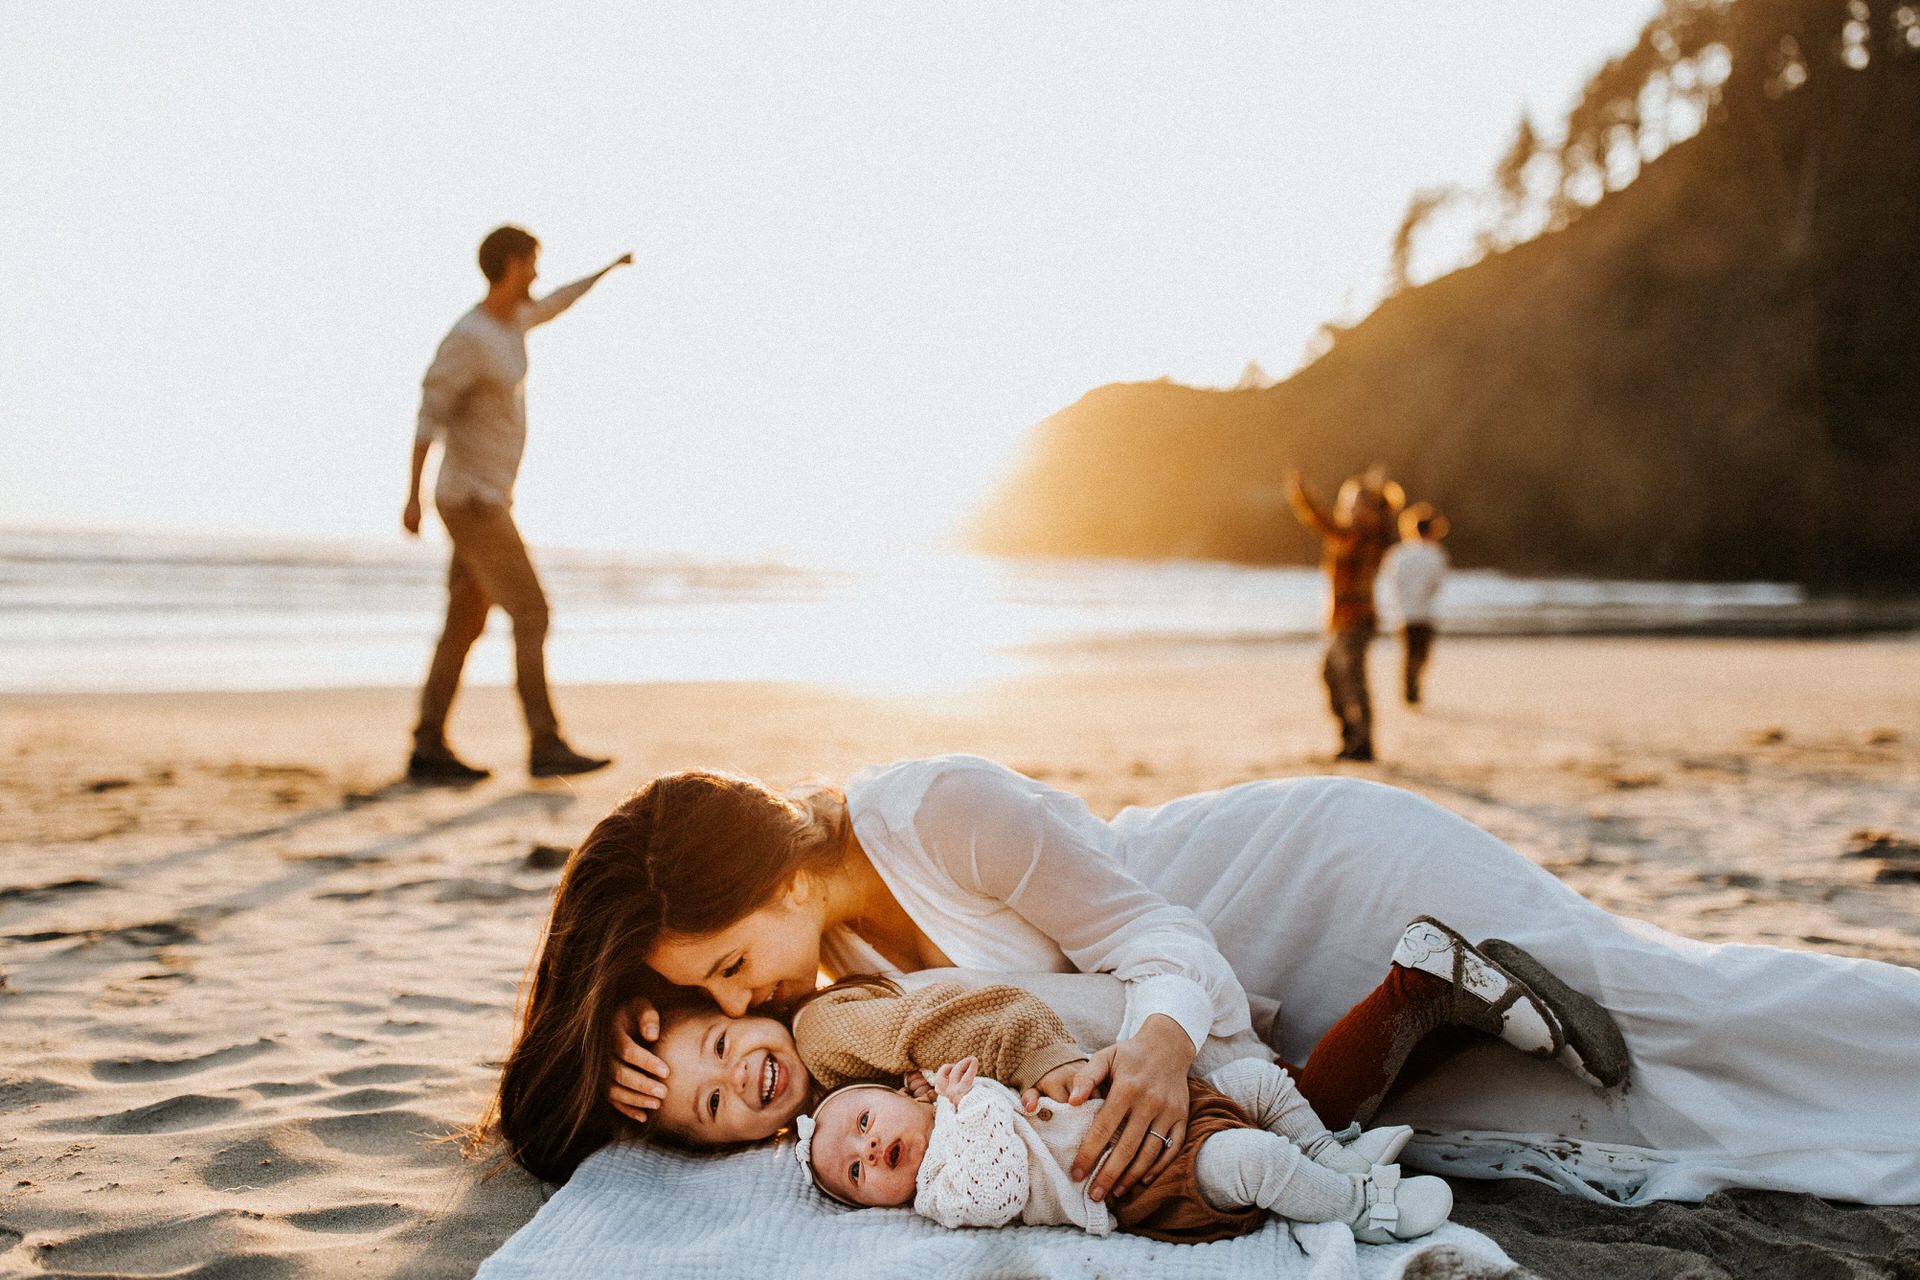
left=796, top=1056, right=1450, bottom=1245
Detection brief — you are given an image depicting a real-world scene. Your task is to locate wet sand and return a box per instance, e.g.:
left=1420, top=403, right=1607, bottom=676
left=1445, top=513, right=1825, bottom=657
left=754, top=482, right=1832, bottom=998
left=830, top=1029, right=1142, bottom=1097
left=2, top=635, right=1917, bottom=1278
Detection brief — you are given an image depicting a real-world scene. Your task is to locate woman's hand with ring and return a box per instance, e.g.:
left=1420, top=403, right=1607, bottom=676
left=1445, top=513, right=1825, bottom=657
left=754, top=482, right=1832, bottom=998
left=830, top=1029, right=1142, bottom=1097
left=607, top=996, right=670, bottom=1122
left=1069, top=1014, right=1195, bottom=1202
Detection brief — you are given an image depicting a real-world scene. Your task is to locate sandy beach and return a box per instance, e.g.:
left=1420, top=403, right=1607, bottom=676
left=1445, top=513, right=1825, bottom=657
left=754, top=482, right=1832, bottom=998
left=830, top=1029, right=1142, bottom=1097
left=4, top=635, right=1918, bottom=1279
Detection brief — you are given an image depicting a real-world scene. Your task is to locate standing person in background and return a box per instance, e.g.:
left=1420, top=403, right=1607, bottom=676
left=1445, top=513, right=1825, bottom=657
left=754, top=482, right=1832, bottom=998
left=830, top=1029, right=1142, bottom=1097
left=1286, top=465, right=1403, bottom=762
left=401, top=225, right=631, bottom=785
left=1383, top=503, right=1450, bottom=706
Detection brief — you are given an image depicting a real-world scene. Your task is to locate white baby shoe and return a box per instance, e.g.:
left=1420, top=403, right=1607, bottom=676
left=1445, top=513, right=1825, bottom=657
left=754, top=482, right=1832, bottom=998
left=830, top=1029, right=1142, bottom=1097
left=1350, top=1163, right=1453, bottom=1245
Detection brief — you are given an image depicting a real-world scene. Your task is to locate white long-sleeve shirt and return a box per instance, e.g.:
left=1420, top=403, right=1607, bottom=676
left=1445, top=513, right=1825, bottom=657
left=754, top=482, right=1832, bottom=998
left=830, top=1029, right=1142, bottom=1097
left=413, top=275, right=596, bottom=508
left=1382, top=540, right=1448, bottom=624
left=831, top=755, right=1253, bottom=1055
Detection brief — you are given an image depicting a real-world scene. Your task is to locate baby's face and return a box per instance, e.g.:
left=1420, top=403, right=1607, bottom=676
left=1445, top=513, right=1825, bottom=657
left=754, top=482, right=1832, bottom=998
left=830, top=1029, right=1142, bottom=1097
left=809, top=1086, right=934, bottom=1207
left=651, top=1008, right=810, bottom=1145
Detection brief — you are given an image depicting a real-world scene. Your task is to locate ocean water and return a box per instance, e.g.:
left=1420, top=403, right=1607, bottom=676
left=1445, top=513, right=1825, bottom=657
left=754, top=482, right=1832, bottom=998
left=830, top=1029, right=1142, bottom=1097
left=1, top=527, right=1911, bottom=695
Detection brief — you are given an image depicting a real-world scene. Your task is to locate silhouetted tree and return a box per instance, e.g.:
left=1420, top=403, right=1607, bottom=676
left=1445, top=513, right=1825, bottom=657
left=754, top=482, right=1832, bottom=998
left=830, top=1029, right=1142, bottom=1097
left=1482, top=112, right=1542, bottom=251
left=1386, top=187, right=1454, bottom=294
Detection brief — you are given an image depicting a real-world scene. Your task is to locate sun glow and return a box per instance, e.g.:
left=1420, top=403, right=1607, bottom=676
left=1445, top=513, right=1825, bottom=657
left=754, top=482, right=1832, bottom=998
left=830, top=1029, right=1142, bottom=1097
left=5, top=3, right=1665, bottom=560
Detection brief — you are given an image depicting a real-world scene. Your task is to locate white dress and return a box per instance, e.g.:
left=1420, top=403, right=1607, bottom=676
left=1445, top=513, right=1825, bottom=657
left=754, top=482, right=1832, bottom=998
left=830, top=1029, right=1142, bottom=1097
left=841, top=754, right=1920, bottom=1205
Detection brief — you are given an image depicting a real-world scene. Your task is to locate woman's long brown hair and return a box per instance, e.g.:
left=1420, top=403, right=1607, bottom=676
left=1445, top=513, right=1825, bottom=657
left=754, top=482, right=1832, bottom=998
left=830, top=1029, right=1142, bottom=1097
left=487, top=769, right=849, bottom=1182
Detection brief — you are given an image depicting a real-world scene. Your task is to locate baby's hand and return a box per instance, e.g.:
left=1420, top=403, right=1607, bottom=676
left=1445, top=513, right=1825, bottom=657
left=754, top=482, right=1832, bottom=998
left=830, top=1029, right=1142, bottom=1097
left=903, top=1070, right=935, bottom=1102
left=1022, top=1059, right=1094, bottom=1113
left=930, top=1057, right=979, bottom=1106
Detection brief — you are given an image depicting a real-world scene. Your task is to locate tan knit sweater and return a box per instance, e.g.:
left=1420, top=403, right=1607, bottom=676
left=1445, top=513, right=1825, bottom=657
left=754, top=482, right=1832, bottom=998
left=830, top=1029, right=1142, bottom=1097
left=791, top=982, right=1090, bottom=1092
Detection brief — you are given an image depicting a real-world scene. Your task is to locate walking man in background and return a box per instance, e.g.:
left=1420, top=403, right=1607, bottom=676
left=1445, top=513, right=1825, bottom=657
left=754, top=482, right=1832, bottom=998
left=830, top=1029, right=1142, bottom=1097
left=1383, top=502, right=1450, bottom=706
left=1287, top=465, right=1403, bottom=762
left=402, top=225, right=631, bottom=784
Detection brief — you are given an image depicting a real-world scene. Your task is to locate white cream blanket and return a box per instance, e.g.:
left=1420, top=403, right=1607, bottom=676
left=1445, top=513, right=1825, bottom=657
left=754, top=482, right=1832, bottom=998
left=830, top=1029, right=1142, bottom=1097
left=475, top=1138, right=1520, bottom=1280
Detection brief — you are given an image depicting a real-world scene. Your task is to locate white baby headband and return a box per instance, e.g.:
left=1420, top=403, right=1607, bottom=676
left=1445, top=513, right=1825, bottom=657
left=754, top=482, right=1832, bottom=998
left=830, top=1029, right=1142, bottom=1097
left=791, top=1081, right=907, bottom=1208
left=791, top=1114, right=819, bottom=1172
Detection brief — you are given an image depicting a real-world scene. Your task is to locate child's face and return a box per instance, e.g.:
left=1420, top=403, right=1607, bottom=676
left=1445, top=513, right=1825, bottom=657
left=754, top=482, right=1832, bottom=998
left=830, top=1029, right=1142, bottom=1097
left=651, top=1007, right=811, bottom=1145
left=808, top=1086, right=934, bottom=1208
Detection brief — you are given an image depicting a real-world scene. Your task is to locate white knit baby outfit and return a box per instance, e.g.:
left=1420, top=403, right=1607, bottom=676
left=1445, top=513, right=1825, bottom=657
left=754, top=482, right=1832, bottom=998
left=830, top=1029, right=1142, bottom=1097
left=911, top=1063, right=1372, bottom=1233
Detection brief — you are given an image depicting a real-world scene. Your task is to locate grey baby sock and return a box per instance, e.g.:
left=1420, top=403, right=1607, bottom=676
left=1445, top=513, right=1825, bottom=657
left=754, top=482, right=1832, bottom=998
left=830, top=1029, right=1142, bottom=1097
left=1193, top=1129, right=1366, bottom=1224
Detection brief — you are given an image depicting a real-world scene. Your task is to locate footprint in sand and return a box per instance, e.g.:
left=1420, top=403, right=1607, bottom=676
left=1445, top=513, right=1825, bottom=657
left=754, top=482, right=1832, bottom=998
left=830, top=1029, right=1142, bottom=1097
left=91, top=1037, right=278, bottom=1083
left=3, top=919, right=198, bottom=948
left=251, top=1080, right=326, bottom=1098
left=326, top=1063, right=428, bottom=1087
left=379, top=1018, right=437, bottom=1035
left=55, top=1093, right=245, bottom=1135
left=0, top=1076, right=81, bottom=1110
left=393, top=993, right=500, bottom=1015
left=318, top=1088, right=419, bottom=1112
left=305, top=1108, right=447, bottom=1159
left=22, top=1209, right=275, bottom=1275
left=200, top=1133, right=314, bottom=1189
left=0, top=877, right=108, bottom=905
left=284, top=1201, right=412, bottom=1234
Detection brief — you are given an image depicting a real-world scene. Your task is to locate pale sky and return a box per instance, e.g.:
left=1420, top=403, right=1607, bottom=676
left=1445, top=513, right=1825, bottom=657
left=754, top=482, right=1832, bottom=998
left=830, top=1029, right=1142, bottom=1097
left=3, top=2, right=1658, bottom=558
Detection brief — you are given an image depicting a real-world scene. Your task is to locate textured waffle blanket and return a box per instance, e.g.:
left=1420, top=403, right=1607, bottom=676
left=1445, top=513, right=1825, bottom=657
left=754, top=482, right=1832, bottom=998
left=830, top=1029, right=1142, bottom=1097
left=476, top=1138, right=1520, bottom=1280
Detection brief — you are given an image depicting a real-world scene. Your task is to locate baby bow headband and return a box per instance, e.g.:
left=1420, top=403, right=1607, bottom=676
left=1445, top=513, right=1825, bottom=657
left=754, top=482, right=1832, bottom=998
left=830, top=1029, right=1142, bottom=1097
left=791, top=1113, right=818, bottom=1172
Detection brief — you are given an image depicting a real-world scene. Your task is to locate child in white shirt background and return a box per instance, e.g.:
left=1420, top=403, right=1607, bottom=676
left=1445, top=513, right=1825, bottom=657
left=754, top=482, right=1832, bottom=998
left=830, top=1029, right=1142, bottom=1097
left=1382, top=502, right=1451, bottom=705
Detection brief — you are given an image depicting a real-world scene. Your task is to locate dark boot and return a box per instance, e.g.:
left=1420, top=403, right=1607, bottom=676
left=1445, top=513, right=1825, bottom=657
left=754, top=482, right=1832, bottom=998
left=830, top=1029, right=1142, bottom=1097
left=529, top=737, right=613, bottom=779
left=407, top=748, right=490, bottom=786
left=1479, top=938, right=1631, bottom=1089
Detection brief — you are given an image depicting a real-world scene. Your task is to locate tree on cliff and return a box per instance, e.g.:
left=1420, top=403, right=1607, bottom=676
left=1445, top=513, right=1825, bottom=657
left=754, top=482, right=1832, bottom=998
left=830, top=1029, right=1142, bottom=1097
left=969, top=0, right=1920, bottom=587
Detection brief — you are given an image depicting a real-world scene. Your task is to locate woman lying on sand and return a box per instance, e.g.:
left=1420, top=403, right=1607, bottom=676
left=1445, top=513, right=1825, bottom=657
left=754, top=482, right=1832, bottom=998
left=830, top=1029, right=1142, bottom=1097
left=493, top=754, right=1920, bottom=1205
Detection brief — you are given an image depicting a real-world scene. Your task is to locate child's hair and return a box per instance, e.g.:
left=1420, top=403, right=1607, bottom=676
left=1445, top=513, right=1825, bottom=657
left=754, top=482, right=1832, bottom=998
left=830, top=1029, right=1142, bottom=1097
left=1399, top=501, right=1450, bottom=542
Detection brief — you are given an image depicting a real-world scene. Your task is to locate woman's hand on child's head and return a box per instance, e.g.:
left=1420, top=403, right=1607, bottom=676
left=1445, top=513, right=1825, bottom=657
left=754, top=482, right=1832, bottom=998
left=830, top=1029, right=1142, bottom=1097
left=929, top=1057, right=978, bottom=1106
left=608, top=995, right=671, bottom=1123
left=903, top=1070, right=935, bottom=1103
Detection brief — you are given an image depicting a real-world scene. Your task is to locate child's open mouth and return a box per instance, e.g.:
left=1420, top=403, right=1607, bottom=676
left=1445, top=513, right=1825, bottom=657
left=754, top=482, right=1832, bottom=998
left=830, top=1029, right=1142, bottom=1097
left=758, top=1054, right=784, bottom=1107
left=886, top=1138, right=902, bottom=1169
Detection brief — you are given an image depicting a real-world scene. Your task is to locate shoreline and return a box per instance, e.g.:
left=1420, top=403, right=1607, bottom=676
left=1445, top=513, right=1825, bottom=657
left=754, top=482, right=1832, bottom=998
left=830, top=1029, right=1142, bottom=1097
left=3, top=635, right=1917, bottom=1277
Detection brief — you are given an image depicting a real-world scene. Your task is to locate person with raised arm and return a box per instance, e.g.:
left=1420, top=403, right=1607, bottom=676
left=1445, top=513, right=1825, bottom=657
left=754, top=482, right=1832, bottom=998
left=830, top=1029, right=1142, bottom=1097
left=403, top=225, right=629, bottom=784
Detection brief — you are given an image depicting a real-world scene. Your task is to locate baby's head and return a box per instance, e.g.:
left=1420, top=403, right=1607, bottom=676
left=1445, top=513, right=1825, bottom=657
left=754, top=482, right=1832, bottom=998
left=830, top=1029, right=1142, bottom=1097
left=797, top=1082, right=935, bottom=1208
left=647, top=999, right=813, bottom=1146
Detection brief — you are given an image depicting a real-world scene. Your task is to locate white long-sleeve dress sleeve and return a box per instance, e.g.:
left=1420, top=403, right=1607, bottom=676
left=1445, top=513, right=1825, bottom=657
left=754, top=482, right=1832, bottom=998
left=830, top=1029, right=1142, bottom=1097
left=913, top=1092, right=1030, bottom=1230
left=844, top=755, right=1252, bottom=1051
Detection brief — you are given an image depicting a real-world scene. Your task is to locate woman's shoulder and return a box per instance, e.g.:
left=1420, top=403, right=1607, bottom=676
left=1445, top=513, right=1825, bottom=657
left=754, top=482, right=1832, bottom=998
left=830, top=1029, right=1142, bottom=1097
left=851, top=756, right=1068, bottom=837
left=847, top=754, right=1032, bottom=811
left=849, top=753, right=1015, bottom=787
